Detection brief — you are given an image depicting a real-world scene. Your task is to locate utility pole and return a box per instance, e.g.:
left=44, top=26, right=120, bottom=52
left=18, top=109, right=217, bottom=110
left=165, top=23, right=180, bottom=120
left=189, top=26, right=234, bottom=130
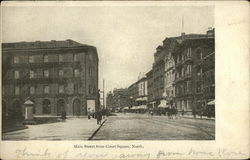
left=103, top=79, right=105, bottom=109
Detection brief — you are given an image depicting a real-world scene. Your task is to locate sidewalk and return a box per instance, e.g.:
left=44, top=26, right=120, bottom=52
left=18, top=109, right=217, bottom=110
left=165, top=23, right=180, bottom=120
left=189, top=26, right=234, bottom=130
left=2, top=117, right=107, bottom=140
left=182, top=114, right=215, bottom=120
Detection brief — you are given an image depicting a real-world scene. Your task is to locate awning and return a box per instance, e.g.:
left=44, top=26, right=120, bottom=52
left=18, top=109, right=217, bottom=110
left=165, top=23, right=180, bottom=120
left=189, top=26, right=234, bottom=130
left=207, top=100, right=215, bottom=105
left=158, top=99, right=168, bottom=108
left=136, top=97, right=147, bottom=101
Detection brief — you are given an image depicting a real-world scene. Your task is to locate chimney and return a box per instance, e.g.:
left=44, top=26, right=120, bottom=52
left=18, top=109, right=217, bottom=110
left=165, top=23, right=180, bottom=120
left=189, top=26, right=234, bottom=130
left=207, top=27, right=214, bottom=36
left=181, top=32, right=185, bottom=40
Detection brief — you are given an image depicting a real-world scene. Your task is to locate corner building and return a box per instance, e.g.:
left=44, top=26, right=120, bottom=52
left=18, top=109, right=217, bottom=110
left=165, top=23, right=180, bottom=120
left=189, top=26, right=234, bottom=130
left=2, top=39, right=99, bottom=117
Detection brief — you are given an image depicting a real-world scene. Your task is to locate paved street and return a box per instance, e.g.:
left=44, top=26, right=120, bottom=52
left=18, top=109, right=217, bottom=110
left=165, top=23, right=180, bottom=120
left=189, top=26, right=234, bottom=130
left=92, top=113, right=215, bottom=140
left=3, top=118, right=101, bottom=140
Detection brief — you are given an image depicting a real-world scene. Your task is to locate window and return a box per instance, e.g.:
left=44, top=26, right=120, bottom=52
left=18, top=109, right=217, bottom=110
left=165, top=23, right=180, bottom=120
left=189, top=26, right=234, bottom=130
left=44, top=85, right=49, bottom=94
left=14, top=70, right=19, bottom=79
left=44, top=55, right=48, bottom=63
left=74, top=54, right=78, bottom=62
left=59, top=55, right=63, bottom=62
left=59, top=69, right=64, bottom=77
left=88, top=85, right=92, bottom=94
left=44, top=70, right=49, bottom=78
left=89, top=67, right=93, bottom=76
left=196, top=48, right=202, bottom=59
left=59, top=85, right=64, bottom=93
left=74, top=69, right=80, bottom=77
left=74, top=84, right=79, bottom=94
left=29, top=55, right=34, bottom=63
left=15, top=86, right=20, bottom=95
left=187, top=81, right=191, bottom=93
left=30, top=86, right=35, bottom=95
left=197, top=68, right=202, bottom=76
left=187, top=48, right=192, bottom=57
left=187, top=65, right=192, bottom=74
left=196, top=82, right=202, bottom=93
left=30, top=70, right=34, bottom=78
left=14, top=56, right=19, bottom=64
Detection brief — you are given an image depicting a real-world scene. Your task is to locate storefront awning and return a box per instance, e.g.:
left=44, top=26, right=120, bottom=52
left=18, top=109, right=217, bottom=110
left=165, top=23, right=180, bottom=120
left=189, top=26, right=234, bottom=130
left=136, top=97, right=147, bottom=101
left=207, top=100, right=215, bottom=105
left=158, top=99, right=168, bottom=108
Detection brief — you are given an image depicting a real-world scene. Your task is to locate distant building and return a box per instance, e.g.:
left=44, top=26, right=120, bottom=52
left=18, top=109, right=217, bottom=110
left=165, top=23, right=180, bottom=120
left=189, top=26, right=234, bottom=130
left=112, top=88, right=130, bottom=109
left=128, top=82, right=139, bottom=106
left=152, top=46, right=165, bottom=107
left=146, top=69, right=154, bottom=108
left=163, top=38, right=177, bottom=108
left=106, top=91, right=115, bottom=109
left=2, top=39, right=99, bottom=119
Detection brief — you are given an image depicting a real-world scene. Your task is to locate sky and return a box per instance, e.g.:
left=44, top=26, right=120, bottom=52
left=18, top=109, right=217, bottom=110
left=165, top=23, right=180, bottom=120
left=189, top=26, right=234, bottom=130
left=2, top=5, right=214, bottom=99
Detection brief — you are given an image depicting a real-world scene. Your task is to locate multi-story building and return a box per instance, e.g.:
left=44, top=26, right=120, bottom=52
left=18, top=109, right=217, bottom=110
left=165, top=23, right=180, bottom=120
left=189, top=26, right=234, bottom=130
left=161, top=38, right=179, bottom=108
left=173, top=29, right=215, bottom=114
left=202, top=29, right=215, bottom=116
left=152, top=46, right=165, bottom=107
left=136, top=75, right=147, bottom=106
left=128, top=81, right=139, bottom=106
left=2, top=39, right=99, bottom=119
left=146, top=69, right=154, bottom=108
left=106, top=91, right=115, bottom=109
left=112, top=88, right=130, bottom=109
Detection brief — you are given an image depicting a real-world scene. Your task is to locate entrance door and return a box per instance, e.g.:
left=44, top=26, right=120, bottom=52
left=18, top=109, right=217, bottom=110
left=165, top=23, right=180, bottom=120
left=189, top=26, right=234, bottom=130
left=57, top=99, right=65, bottom=115
left=73, top=99, right=81, bottom=116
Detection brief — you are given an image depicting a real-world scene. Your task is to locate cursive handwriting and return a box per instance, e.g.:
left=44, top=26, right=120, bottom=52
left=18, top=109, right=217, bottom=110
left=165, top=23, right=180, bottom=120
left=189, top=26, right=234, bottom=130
left=157, top=150, right=185, bottom=159
left=16, top=148, right=51, bottom=158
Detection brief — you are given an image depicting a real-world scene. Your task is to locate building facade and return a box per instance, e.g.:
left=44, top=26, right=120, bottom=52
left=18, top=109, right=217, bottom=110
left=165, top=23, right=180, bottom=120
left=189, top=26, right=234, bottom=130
left=111, top=88, right=130, bottom=109
left=146, top=70, right=153, bottom=108
left=173, top=29, right=215, bottom=114
left=106, top=91, right=115, bottom=109
left=2, top=39, right=99, bottom=118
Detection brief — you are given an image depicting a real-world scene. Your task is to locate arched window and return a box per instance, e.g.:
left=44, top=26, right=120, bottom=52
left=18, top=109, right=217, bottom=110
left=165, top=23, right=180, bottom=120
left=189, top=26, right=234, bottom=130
left=42, top=99, right=51, bottom=114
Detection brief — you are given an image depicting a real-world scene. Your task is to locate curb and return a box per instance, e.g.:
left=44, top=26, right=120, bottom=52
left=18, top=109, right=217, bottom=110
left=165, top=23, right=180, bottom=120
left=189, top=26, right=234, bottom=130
left=182, top=116, right=215, bottom=121
left=88, top=118, right=107, bottom=140
left=3, top=126, right=28, bottom=133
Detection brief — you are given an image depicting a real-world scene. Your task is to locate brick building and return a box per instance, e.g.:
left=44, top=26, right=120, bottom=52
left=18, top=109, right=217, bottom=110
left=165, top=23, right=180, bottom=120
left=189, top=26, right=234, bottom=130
left=172, top=29, right=215, bottom=114
left=2, top=39, right=99, bottom=119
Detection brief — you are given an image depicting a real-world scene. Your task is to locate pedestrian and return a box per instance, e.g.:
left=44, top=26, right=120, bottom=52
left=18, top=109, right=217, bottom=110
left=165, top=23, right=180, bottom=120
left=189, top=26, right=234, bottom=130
left=61, top=111, right=66, bottom=120
left=181, top=109, right=185, bottom=117
left=96, top=111, right=102, bottom=125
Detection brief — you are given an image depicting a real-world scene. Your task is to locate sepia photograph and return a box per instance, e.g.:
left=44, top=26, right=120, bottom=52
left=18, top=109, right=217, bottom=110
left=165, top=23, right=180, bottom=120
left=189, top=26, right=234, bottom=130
left=2, top=4, right=215, bottom=141
left=0, top=1, right=249, bottom=160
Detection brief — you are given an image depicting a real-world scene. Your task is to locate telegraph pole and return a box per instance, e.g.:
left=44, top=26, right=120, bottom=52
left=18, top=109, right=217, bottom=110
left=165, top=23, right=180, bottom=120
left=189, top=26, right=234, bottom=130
left=103, top=79, right=105, bottom=109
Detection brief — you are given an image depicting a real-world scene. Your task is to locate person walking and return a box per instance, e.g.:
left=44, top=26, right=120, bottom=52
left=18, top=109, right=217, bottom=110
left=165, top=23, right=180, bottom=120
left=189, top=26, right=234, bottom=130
left=96, top=111, right=102, bottom=125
